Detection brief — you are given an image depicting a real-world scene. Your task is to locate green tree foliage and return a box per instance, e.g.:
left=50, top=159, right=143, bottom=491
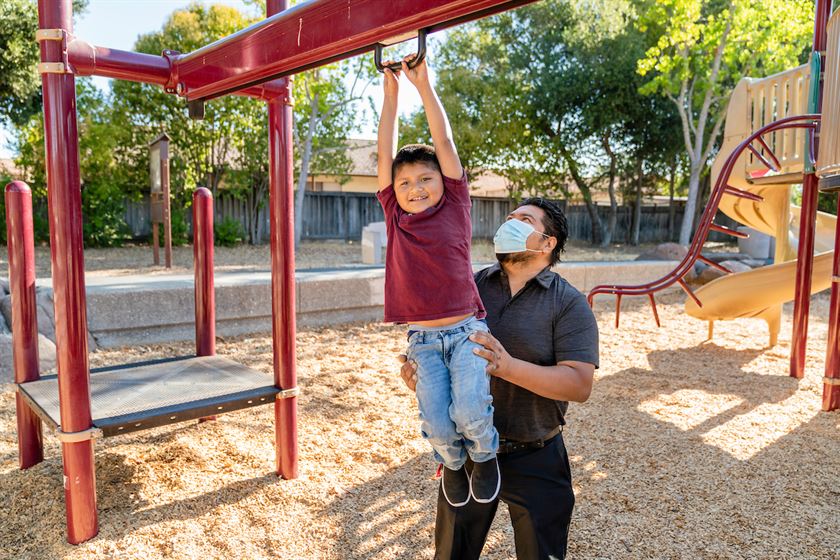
left=13, top=79, right=128, bottom=246
left=637, top=0, right=814, bottom=245
left=0, top=0, right=87, bottom=127
left=402, top=0, right=683, bottom=245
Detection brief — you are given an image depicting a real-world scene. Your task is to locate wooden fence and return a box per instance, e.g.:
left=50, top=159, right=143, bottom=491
left=124, top=192, right=734, bottom=244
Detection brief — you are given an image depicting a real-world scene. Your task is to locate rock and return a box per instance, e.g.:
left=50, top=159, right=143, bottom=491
left=697, top=259, right=753, bottom=284
left=0, top=315, right=8, bottom=336
left=0, top=295, right=10, bottom=331
left=0, top=292, right=57, bottom=343
left=635, top=242, right=688, bottom=262
left=0, top=278, right=8, bottom=295
left=0, top=332, right=57, bottom=383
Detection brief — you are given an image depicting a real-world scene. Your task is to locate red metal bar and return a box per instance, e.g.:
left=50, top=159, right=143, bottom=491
left=648, top=294, right=660, bottom=327
left=677, top=278, right=702, bottom=308
left=5, top=182, right=44, bottom=470
left=709, top=223, right=749, bottom=238
left=824, top=204, right=840, bottom=410
left=791, top=0, right=832, bottom=379
left=66, top=41, right=286, bottom=100
left=791, top=173, right=820, bottom=378
left=614, top=294, right=622, bottom=328
left=37, top=0, right=98, bottom=544
left=193, top=188, right=216, bottom=357
left=754, top=136, right=782, bottom=171
left=723, top=185, right=764, bottom=202
left=175, top=0, right=537, bottom=100
left=267, top=0, right=298, bottom=480
left=68, top=40, right=171, bottom=86
left=698, top=255, right=733, bottom=274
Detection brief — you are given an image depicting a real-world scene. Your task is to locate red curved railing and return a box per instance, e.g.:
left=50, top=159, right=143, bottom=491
left=588, top=114, right=820, bottom=327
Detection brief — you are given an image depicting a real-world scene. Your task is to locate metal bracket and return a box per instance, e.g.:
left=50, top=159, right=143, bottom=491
left=277, top=387, right=300, bottom=399
left=38, top=62, right=70, bottom=74
left=824, top=377, right=840, bottom=387
left=56, top=426, right=103, bottom=443
left=35, top=28, right=65, bottom=42
left=833, top=276, right=840, bottom=283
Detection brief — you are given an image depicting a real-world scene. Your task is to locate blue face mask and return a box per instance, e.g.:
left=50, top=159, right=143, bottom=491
left=493, top=219, right=549, bottom=254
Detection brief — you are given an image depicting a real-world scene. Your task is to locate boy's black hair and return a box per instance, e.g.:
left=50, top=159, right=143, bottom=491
left=391, top=144, right=442, bottom=182
left=518, top=197, right=568, bottom=265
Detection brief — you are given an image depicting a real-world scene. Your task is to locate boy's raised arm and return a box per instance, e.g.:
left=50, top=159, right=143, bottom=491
left=402, top=58, right=463, bottom=180
left=377, top=68, right=400, bottom=191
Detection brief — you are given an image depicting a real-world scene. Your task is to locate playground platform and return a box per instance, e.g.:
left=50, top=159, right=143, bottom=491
left=36, top=260, right=681, bottom=349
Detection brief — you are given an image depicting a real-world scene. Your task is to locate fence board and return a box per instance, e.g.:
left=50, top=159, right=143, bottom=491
left=124, top=192, right=735, bottom=244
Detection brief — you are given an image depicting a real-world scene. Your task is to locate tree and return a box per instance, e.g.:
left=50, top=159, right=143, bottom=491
left=0, top=0, right=87, bottom=127
left=402, top=0, right=685, bottom=245
left=637, top=0, right=814, bottom=245
left=292, top=58, right=376, bottom=247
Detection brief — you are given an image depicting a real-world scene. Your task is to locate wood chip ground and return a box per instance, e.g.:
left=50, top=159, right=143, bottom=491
left=1, top=292, right=838, bottom=559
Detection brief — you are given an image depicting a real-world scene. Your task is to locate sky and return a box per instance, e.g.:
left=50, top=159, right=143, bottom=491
left=0, top=0, right=427, bottom=159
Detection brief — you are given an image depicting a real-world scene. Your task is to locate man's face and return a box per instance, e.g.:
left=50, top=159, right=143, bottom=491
left=497, top=205, right=553, bottom=264
left=393, top=162, right=444, bottom=214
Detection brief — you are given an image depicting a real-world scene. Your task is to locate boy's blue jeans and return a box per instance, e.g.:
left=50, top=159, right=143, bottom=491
left=407, top=316, right=499, bottom=470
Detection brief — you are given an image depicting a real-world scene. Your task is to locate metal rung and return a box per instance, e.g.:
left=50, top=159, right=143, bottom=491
left=56, top=427, right=103, bottom=443
left=824, top=377, right=840, bottom=386
left=723, top=185, right=764, bottom=202
left=38, top=62, right=69, bottom=74
left=832, top=275, right=840, bottom=283
left=709, top=223, right=748, bottom=238
left=277, top=387, right=300, bottom=399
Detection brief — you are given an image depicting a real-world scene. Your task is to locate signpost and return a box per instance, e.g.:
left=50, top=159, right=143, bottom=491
left=149, top=133, right=172, bottom=268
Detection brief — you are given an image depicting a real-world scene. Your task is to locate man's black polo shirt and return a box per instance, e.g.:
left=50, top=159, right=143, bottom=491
left=474, top=263, right=599, bottom=442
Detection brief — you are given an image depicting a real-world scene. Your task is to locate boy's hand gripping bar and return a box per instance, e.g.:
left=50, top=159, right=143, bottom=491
left=375, top=29, right=428, bottom=73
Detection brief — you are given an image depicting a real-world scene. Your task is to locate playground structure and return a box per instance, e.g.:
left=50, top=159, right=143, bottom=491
left=589, top=0, right=840, bottom=413
left=2, top=0, right=544, bottom=545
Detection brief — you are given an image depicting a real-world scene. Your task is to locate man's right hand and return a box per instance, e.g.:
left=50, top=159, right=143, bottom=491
left=397, top=354, right=418, bottom=392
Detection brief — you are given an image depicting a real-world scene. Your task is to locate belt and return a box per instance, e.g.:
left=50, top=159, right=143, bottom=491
left=497, top=426, right=562, bottom=455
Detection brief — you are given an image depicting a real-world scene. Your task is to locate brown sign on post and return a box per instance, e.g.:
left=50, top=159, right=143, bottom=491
left=149, top=133, right=172, bottom=268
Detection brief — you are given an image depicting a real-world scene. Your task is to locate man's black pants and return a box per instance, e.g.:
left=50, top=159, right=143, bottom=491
left=434, top=433, right=575, bottom=560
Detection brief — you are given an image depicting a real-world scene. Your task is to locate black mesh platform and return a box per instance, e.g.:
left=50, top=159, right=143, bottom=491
left=17, top=355, right=280, bottom=437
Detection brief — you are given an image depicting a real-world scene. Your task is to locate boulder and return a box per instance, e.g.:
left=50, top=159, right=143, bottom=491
left=635, top=242, right=687, bottom=262
left=0, top=290, right=96, bottom=351
left=0, top=333, right=57, bottom=384
left=697, top=259, right=753, bottom=284
left=0, top=278, right=8, bottom=295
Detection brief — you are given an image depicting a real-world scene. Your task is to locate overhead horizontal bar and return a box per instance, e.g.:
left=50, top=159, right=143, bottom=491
left=173, top=0, right=538, bottom=101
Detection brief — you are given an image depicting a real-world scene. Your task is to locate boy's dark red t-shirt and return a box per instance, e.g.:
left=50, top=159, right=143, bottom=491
left=376, top=173, right=486, bottom=323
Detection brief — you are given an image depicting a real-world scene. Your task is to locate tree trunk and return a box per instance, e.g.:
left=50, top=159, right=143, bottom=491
left=294, top=96, right=319, bottom=248
left=601, top=131, right=618, bottom=247
left=679, top=161, right=702, bottom=246
left=631, top=158, right=643, bottom=246
left=558, top=140, right=602, bottom=245
left=668, top=156, right=677, bottom=241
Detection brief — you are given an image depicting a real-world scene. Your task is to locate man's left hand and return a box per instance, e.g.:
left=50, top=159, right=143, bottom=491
left=470, top=331, right=513, bottom=378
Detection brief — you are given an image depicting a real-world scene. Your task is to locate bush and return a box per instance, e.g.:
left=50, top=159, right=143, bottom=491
left=82, top=182, right=129, bottom=247
left=214, top=216, right=244, bottom=247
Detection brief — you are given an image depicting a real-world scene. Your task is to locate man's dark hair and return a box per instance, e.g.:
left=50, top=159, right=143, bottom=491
left=518, top=197, right=568, bottom=265
left=392, top=144, right=442, bottom=182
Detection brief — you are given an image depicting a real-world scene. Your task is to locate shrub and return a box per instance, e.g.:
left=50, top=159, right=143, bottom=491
left=214, top=216, right=244, bottom=247
left=82, top=182, right=129, bottom=247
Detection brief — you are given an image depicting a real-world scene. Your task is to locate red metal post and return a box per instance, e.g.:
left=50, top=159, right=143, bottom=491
left=824, top=195, right=840, bottom=410
left=5, top=182, right=44, bottom=469
left=267, top=0, right=298, bottom=480
left=162, top=153, right=173, bottom=269
left=791, top=173, right=819, bottom=377
left=37, top=0, right=98, bottom=544
left=193, top=188, right=216, bottom=357
left=790, top=0, right=833, bottom=378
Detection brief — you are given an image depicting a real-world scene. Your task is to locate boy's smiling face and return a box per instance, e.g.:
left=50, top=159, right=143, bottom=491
left=393, top=162, right=444, bottom=214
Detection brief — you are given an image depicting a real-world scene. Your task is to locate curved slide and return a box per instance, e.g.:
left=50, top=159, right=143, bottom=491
left=683, top=178, right=836, bottom=344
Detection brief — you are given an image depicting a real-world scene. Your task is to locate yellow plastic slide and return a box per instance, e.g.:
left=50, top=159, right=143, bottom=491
left=684, top=180, right=835, bottom=346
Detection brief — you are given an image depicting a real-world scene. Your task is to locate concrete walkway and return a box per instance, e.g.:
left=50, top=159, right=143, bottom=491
left=36, top=261, right=680, bottom=348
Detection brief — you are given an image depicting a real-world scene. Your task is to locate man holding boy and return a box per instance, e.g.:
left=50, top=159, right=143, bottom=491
left=401, top=197, right=599, bottom=560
